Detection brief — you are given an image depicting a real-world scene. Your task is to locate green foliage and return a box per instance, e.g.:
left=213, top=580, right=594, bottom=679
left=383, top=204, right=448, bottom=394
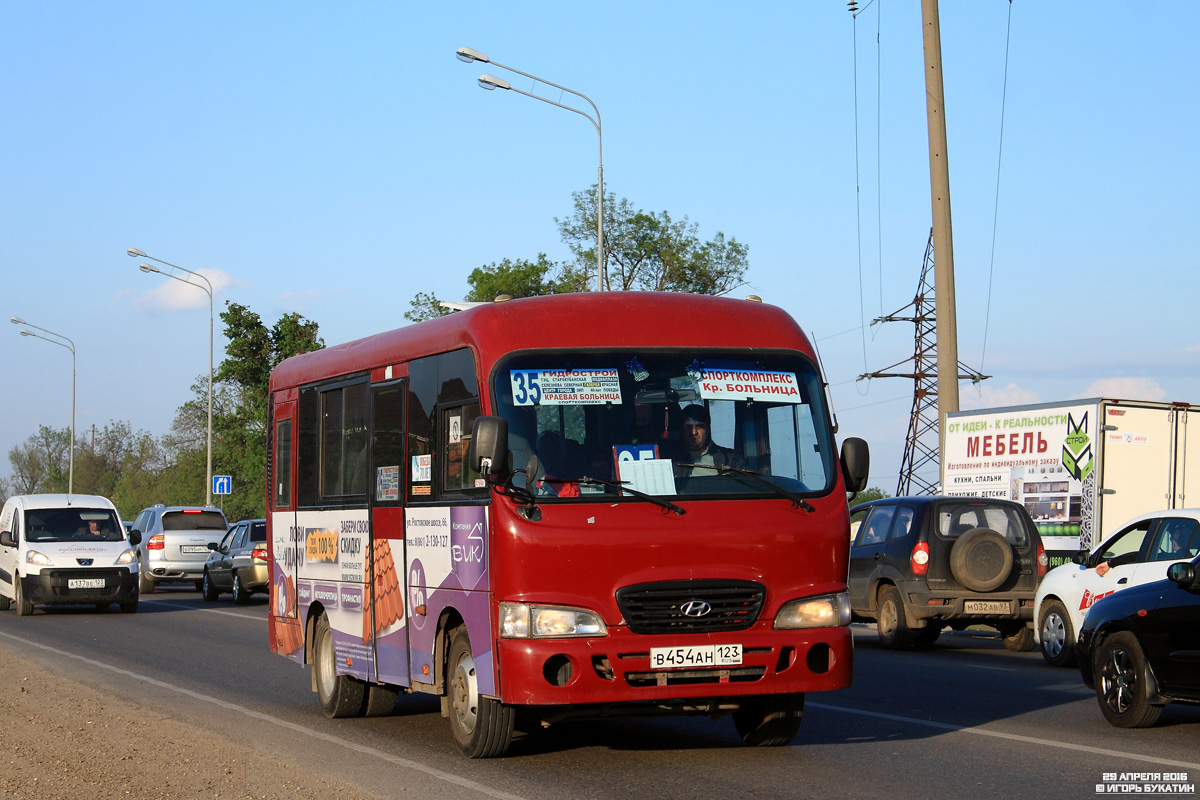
left=464, top=254, right=564, bottom=302
left=850, top=486, right=891, bottom=506
left=405, top=291, right=454, bottom=324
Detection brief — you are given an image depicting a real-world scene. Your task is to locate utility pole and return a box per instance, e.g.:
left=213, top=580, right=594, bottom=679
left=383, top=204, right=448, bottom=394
left=921, top=0, right=960, bottom=462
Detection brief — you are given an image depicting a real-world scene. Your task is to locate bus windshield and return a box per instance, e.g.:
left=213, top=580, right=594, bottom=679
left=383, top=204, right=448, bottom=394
left=492, top=349, right=835, bottom=500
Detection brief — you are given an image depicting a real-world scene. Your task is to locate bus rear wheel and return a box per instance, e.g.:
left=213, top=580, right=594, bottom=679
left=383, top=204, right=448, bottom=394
left=314, top=615, right=365, bottom=718
left=733, top=693, right=805, bottom=746
left=447, top=627, right=514, bottom=758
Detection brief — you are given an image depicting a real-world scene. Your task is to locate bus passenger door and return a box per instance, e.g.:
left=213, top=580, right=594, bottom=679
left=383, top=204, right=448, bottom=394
left=270, top=397, right=304, bottom=662
left=370, top=380, right=410, bottom=687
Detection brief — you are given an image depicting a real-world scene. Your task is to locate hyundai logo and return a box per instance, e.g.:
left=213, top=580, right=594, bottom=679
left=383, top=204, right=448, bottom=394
left=680, top=600, right=712, bottom=617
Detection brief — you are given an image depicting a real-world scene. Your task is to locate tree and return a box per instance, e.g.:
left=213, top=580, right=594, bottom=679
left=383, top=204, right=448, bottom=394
left=557, top=188, right=749, bottom=294
left=407, top=187, right=750, bottom=315
left=6, top=425, right=70, bottom=495
left=850, top=486, right=891, bottom=506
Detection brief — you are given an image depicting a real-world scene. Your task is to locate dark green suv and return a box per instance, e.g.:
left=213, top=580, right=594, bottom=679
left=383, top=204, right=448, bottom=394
left=848, top=497, right=1047, bottom=650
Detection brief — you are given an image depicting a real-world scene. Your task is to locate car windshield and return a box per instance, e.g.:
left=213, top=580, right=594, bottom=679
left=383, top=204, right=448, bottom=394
left=162, top=511, right=227, bottom=530
left=936, top=503, right=1030, bottom=546
left=492, top=349, right=836, bottom=501
left=23, top=508, right=125, bottom=543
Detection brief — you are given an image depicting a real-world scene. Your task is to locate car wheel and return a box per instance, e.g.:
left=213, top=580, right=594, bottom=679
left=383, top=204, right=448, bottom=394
left=1038, top=600, right=1077, bottom=667
left=120, top=597, right=139, bottom=614
left=232, top=572, right=251, bottom=605
left=194, top=579, right=204, bottom=592
left=733, top=693, right=805, bottom=746
left=362, top=684, right=399, bottom=717
left=0, top=594, right=10, bottom=611
left=949, top=528, right=1014, bottom=592
left=138, top=560, right=155, bottom=595
left=202, top=571, right=219, bottom=602
left=314, top=615, right=365, bottom=718
left=914, top=624, right=943, bottom=647
left=1095, top=631, right=1164, bottom=728
left=876, top=585, right=915, bottom=649
left=999, top=623, right=1036, bottom=652
left=15, top=578, right=34, bottom=616
left=447, top=627, right=514, bottom=758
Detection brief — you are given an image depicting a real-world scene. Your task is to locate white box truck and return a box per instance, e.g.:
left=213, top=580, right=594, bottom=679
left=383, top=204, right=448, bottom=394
left=942, top=398, right=1200, bottom=566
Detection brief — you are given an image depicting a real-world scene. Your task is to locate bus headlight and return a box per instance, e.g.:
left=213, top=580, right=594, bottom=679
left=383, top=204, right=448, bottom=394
left=500, top=602, right=607, bottom=638
left=25, top=550, right=54, bottom=567
left=774, top=592, right=850, bottom=629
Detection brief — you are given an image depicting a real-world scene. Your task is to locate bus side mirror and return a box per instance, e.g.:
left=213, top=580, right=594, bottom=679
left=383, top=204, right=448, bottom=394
left=471, top=415, right=509, bottom=480
left=840, top=437, right=870, bottom=494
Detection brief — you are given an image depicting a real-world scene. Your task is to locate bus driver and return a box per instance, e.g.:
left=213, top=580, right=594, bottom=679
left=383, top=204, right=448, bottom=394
left=674, top=404, right=746, bottom=476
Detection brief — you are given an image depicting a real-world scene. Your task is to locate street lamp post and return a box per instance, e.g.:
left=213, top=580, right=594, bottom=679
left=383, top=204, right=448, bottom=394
left=456, top=46, right=605, bottom=292
left=127, top=248, right=214, bottom=506
left=11, top=317, right=76, bottom=494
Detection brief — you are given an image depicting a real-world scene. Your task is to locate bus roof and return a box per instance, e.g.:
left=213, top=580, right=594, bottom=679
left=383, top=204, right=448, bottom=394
left=270, top=292, right=816, bottom=390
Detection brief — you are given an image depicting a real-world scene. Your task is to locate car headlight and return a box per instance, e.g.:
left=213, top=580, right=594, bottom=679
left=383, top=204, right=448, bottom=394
left=500, top=602, right=607, bottom=638
left=115, top=548, right=137, bottom=566
left=26, top=550, right=54, bottom=567
left=774, top=592, right=851, bottom=629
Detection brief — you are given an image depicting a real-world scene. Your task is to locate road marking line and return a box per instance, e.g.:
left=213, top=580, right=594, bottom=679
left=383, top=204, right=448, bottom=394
left=141, top=599, right=265, bottom=621
left=808, top=702, right=1200, bottom=770
left=0, top=630, right=529, bottom=800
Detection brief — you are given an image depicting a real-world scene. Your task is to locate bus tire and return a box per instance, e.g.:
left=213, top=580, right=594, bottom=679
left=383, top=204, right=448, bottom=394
left=447, top=627, right=514, bottom=758
left=15, top=578, right=34, bottom=616
left=0, top=593, right=10, bottom=611
left=314, top=615, right=365, bottom=718
left=362, top=684, right=399, bottom=717
left=733, top=693, right=805, bottom=746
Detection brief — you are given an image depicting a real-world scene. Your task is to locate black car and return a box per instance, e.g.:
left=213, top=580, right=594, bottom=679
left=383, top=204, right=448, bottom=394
left=848, top=497, right=1047, bottom=650
left=1077, top=553, right=1200, bottom=728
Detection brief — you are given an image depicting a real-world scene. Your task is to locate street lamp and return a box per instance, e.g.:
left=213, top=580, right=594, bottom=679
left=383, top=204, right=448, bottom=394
left=128, top=247, right=215, bottom=506
left=456, top=46, right=605, bottom=292
left=11, top=317, right=76, bottom=494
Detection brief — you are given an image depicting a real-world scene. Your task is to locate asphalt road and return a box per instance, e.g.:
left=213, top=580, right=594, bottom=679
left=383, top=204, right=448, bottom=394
left=2, top=588, right=1198, bottom=800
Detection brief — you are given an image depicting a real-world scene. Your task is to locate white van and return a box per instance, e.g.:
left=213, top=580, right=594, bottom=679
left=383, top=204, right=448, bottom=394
left=0, top=494, right=141, bottom=615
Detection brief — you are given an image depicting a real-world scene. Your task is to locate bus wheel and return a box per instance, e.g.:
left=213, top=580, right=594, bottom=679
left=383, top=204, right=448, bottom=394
left=361, top=684, right=399, bottom=717
left=733, top=693, right=805, bottom=746
left=447, top=627, right=514, bottom=758
left=314, top=615, right=365, bottom=718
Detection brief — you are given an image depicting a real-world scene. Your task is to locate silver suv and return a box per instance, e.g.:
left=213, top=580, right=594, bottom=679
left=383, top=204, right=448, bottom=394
left=129, top=505, right=228, bottom=593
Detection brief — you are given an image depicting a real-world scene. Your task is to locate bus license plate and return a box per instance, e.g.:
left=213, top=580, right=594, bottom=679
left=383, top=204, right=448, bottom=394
left=964, top=600, right=1010, bottom=614
left=68, top=578, right=105, bottom=589
left=650, top=644, right=742, bottom=670
left=180, top=545, right=209, bottom=554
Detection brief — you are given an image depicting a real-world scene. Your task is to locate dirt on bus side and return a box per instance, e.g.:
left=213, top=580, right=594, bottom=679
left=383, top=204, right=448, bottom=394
left=0, top=648, right=385, bottom=800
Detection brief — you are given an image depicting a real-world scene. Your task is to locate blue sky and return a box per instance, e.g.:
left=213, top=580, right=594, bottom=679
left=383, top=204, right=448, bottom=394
left=2, top=1, right=1197, bottom=493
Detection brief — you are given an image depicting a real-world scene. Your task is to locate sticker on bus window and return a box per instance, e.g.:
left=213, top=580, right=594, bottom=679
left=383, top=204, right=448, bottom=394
left=509, top=368, right=622, bottom=406
left=412, top=454, right=431, bottom=482
left=695, top=369, right=802, bottom=403
left=377, top=466, right=399, bottom=501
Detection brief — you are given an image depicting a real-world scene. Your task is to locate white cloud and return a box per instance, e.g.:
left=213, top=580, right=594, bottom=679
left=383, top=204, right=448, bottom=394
left=126, top=269, right=235, bottom=315
left=959, top=382, right=1040, bottom=410
left=1072, top=378, right=1166, bottom=402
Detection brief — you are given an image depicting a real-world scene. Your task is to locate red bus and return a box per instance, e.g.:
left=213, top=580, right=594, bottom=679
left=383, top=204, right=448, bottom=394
left=266, top=292, right=869, bottom=757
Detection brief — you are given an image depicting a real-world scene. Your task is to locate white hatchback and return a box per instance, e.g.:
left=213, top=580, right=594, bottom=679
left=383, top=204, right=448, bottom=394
left=1034, top=509, right=1200, bottom=666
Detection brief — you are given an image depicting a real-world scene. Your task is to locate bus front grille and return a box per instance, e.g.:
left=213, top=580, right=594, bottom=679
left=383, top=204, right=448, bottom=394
left=616, top=579, right=765, bottom=634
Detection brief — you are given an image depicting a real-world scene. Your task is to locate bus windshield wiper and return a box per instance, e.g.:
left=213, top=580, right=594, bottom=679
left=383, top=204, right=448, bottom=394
left=677, top=464, right=815, bottom=512
left=577, top=476, right=686, bottom=516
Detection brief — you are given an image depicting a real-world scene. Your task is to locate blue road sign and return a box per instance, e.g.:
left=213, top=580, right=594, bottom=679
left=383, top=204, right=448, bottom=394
left=213, top=475, right=232, bottom=495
